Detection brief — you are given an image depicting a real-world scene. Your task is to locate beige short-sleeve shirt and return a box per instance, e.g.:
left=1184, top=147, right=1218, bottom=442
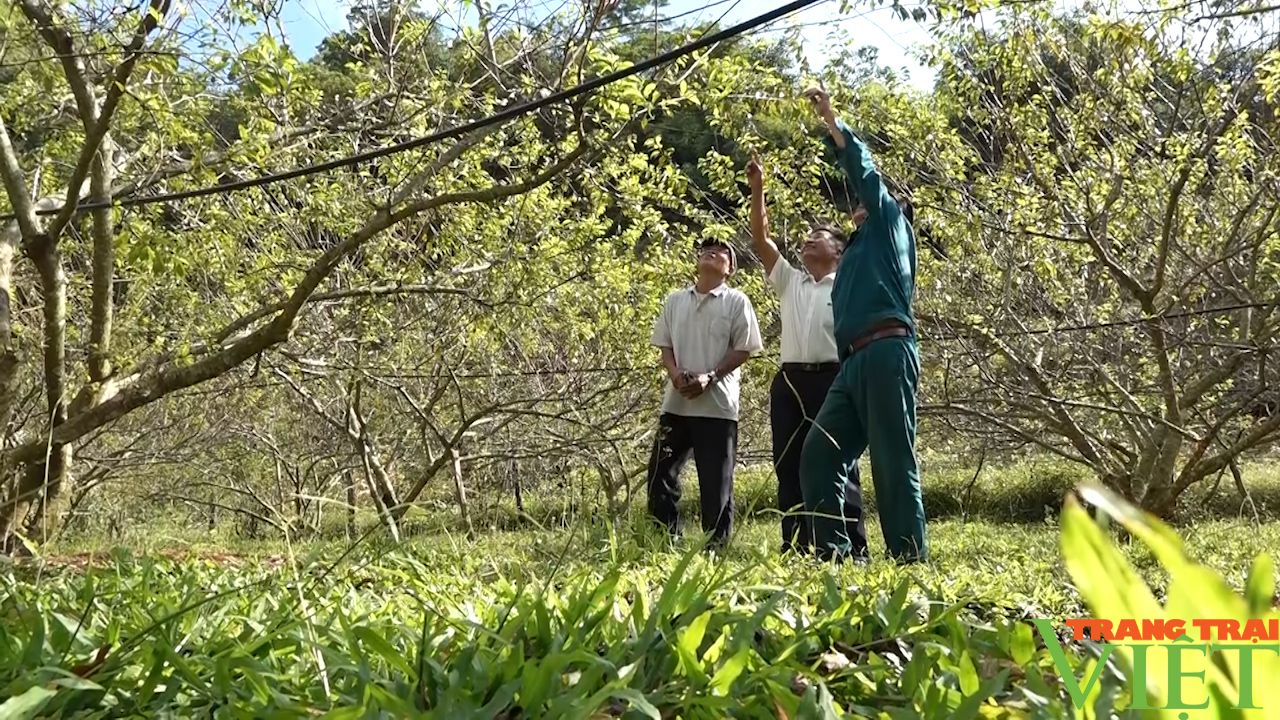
left=650, top=283, right=764, bottom=421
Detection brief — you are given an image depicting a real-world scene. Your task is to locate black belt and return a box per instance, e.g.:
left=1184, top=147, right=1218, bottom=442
left=781, top=362, right=839, bottom=373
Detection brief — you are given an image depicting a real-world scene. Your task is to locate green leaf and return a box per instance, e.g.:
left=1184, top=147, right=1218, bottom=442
left=353, top=626, right=414, bottom=675
left=957, top=650, right=980, bottom=695
left=319, top=707, right=367, bottom=720
left=609, top=688, right=660, bottom=719
left=49, top=676, right=103, bottom=692
left=675, top=609, right=712, bottom=682
left=880, top=576, right=912, bottom=633
left=952, top=668, right=1010, bottom=720
left=21, top=616, right=45, bottom=670
left=709, top=646, right=749, bottom=696
left=1244, top=554, right=1275, bottom=617
left=1074, top=484, right=1186, bottom=564
left=0, top=686, right=56, bottom=720
left=1011, top=621, right=1034, bottom=665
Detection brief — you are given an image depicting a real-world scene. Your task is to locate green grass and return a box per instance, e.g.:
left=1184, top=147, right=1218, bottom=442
left=6, top=463, right=1280, bottom=717
left=5, top=507, right=1280, bottom=717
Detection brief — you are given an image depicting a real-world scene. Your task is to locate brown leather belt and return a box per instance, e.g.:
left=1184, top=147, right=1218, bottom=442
left=846, top=321, right=912, bottom=357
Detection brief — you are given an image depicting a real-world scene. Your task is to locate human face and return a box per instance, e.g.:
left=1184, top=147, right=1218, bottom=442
left=697, top=244, right=732, bottom=278
left=852, top=203, right=868, bottom=226
left=800, top=228, right=841, bottom=267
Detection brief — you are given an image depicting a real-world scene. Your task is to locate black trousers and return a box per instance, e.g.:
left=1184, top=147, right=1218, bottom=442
left=770, top=366, right=868, bottom=556
left=645, top=413, right=737, bottom=546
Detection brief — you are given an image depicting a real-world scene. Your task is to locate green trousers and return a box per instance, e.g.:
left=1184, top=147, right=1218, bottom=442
left=800, top=335, right=927, bottom=562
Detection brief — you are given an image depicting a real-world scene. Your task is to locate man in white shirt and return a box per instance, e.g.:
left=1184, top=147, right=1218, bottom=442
left=747, top=157, right=868, bottom=558
left=647, top=238, right=764, bottom=549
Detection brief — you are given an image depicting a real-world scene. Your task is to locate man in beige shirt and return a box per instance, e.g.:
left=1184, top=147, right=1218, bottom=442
left=748, top=157, right=868, bottom=558
left=647, top=239, right=764, bottom=549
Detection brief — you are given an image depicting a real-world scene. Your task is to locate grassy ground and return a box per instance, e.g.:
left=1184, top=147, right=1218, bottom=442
left=4, top=462, right=1280, bottom=717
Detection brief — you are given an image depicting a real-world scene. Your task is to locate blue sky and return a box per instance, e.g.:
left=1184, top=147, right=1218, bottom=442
left=262, top=0, right=941, bottom=90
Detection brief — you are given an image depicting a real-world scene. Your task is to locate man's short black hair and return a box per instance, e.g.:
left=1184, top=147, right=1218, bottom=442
left=809, top=221, right=846, bottom=246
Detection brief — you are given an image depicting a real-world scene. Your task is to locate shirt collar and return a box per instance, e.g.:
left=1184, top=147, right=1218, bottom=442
left=689, top=283, right=728, bottom=297
left=800, top=263, right=837, bottom=284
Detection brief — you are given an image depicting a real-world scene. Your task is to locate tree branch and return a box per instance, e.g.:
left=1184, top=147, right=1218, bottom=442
left=43, top=0, right=172, bottom=242
left=922, top=402, right=1088, bottom=465
left=4, top=136, right=595, bottom=464
left=214, top=284, right=486, bottom=345
left=1152, top=86, right=1248, bottom=298
left=0, top=116, right=40, bottom=239
left=16, top=0, right=97, bottom=126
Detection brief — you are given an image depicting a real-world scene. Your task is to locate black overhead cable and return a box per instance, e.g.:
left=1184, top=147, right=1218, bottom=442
left=10, top=0, right=824, bottom=221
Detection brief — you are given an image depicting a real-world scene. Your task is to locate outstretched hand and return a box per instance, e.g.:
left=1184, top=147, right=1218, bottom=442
left=804, top=86, right=835, bottom=123
left=746, top=155, right=763, bottom=192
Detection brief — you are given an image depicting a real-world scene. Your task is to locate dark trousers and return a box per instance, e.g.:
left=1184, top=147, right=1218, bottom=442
left=801, top=337, right=927, bottom=563
left=771, top=366, right=868, bottom=556
left=645, top=413, right=737, bottom=546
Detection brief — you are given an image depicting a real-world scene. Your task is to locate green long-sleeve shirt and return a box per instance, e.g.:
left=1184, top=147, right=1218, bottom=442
left=825, top=120, right=917, bottom=353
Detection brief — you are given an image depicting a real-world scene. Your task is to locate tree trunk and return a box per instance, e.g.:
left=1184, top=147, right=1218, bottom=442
left=0, top=223, right=23, bottom=552
left=9, top=238, right=74, bottom=545
left=358, top=447, right=399, bottom=541
left=292, top=475, right=305, bottom=533
left=451, top=448, right=474, bottom=538
left=1131, top=465, right=1182, bottom=520
left=0, top=222, right=18, bottom=437
left=346, top=469, right=357, bottom=540
left=88, top=135, right=115, bottom=383
left=511, top=459, right=524, bottom=515
left=348, top=394, right=401, bottom=541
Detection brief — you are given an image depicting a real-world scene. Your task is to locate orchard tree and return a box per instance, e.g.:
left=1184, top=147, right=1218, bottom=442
left=921, top=3, right=1280, bottom=516
left=0, top=0, right=708, bottom=551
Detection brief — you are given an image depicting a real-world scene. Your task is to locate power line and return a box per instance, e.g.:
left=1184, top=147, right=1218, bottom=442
left=10, top=0, right=823, bottom=222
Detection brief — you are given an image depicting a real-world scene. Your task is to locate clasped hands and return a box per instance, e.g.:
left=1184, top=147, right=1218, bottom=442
left=670, top=368, right=714, bottom=398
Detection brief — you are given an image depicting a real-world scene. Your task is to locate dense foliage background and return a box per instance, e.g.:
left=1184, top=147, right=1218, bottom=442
left=4, top=1, right=1280, bottom=717
left=0, top=0, right=1277, bottom=544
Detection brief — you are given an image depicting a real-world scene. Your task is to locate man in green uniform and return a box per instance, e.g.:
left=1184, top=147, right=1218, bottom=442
left=799, top=87, right=928, bottom=564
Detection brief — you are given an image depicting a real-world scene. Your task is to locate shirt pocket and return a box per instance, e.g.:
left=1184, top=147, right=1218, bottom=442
left=711, top=315, right=733, bottom=344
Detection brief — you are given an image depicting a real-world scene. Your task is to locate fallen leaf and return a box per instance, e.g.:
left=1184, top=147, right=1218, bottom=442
left=72, top=645, right=110, bottom=678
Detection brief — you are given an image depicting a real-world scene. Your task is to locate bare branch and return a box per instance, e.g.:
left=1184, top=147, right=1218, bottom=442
left=15, top=0, right=97, bottom=125
left=42, top=0, right=172, bottom=241
left=1193, top=2, right=1280, bottom=20
left=214, top=284, right=486, bottom=345
left=0, top=117, right=40, bottom=239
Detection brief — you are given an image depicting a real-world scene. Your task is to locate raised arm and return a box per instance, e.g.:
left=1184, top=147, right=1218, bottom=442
left=746, top=156, right=780, bottom=276
left=805, top=87, right=896, bottom=226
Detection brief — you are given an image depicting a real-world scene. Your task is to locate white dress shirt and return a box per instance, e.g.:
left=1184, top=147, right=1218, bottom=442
left=768, top=257, right=839, bottom=364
